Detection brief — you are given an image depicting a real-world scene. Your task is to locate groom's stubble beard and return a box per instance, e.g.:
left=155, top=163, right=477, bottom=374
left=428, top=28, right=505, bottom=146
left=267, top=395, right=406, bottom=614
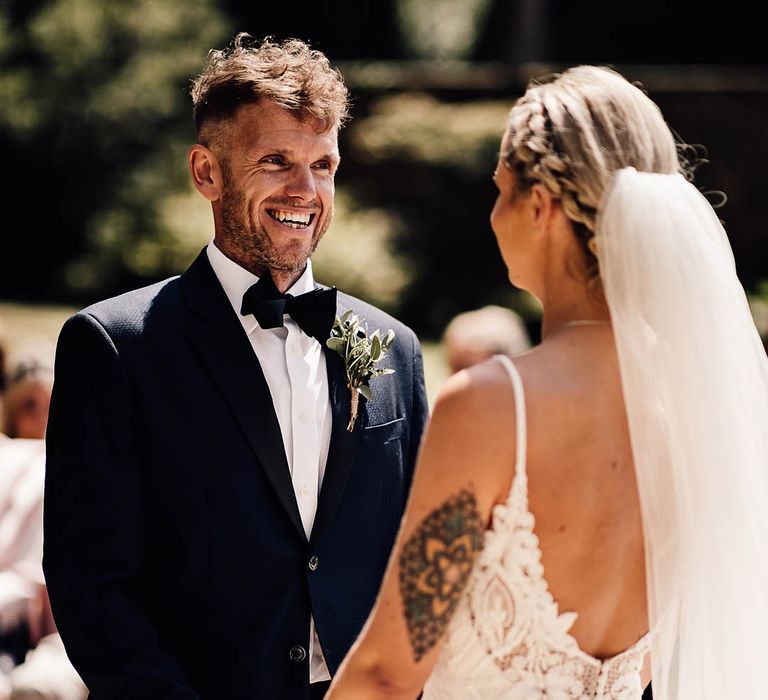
left=218, top=178, right=332, bottom=278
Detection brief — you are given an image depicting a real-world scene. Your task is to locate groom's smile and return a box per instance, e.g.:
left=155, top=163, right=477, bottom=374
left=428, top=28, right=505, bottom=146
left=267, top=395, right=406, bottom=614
left=265, top=207, right=316, bottom=229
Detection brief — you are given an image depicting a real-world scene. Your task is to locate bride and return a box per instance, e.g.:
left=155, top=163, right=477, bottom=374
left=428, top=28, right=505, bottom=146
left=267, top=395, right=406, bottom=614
left=326, top=66, right=768, bottom=699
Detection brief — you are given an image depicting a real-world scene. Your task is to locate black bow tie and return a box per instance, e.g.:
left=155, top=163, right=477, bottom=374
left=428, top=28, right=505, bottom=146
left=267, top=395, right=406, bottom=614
left=240, top=274, right=337, bottom=343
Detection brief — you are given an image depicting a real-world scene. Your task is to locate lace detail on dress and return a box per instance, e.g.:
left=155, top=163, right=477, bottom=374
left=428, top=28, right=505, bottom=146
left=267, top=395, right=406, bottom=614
left=422, top=356, right=648, bottom=700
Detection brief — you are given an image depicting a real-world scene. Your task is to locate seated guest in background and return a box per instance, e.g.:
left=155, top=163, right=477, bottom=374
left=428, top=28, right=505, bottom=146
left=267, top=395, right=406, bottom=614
left=442, top=305, right=530, bottom=374
left=0, top=432, right=43, bottom=700
left=2, top=355, right=53, bottom=440
left=0, top=344, right=85, bottom=700
left=0, top=433, right=86, bottom=700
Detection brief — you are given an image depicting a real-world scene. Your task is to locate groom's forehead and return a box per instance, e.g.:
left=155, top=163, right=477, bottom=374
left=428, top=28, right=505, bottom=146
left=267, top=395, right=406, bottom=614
left=232, top=101, right=339, bottom=152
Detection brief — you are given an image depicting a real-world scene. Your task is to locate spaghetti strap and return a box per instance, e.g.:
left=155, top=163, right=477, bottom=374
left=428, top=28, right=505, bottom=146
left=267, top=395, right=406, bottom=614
left=493, top=354, right=527, bottom=479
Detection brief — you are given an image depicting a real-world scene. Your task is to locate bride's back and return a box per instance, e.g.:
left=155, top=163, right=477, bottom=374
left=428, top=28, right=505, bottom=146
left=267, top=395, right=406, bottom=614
left=511, top=328, right=647, bottom=660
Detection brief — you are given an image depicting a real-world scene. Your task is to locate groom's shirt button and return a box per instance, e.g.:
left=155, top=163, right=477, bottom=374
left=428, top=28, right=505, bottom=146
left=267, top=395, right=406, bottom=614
left=289, top=645, right=307, bottom=663
left=308, top=555, right=319, bottom=571
left=299, top=485, right=310, bottom=498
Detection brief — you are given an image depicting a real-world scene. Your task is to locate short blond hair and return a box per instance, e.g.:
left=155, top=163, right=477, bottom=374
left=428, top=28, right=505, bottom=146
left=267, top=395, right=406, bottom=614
left=190, top=33, right=350, bottom=143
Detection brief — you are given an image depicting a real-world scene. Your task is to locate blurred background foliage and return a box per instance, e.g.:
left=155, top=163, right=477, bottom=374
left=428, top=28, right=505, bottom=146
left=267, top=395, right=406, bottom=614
left=0, top=0, right=230, bottom=302
left=2, top=0, right=767, bottom=352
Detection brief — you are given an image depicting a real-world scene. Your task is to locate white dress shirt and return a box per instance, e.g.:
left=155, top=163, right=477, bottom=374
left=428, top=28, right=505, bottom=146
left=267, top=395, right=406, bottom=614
left=206, top=242, right=332, bottom=682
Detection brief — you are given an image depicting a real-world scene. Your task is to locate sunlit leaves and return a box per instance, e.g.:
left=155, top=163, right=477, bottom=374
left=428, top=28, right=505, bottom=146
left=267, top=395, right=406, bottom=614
left=351, top=93, right=509, bottom=174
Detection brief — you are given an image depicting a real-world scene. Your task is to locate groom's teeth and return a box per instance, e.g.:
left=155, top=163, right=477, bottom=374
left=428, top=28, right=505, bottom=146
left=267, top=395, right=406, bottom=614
left=268, top=209, right=312, bottom=227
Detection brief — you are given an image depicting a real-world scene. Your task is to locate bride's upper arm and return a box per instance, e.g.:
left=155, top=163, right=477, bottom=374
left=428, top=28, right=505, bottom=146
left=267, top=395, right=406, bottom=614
left=406, top=362, right=518, bottom=521
left=327, top=361, right=518, bottom=698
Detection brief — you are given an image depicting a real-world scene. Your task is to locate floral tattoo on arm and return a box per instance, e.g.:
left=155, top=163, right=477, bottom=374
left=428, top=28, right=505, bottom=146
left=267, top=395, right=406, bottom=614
left=399, top=488, right=484, bottom=661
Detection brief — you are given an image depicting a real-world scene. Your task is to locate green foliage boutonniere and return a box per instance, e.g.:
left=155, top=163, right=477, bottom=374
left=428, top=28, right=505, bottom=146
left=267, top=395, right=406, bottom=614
left=326, top=310, right=396, bottom=431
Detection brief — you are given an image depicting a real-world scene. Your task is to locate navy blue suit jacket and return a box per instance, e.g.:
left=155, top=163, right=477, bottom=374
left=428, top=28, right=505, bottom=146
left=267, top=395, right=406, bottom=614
left=43, top=251, right=429, bottom=699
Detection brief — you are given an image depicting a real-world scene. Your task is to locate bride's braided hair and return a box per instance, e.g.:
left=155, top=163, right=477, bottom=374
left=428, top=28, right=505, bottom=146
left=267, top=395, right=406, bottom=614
left=504, top=66, right=685, bottom=288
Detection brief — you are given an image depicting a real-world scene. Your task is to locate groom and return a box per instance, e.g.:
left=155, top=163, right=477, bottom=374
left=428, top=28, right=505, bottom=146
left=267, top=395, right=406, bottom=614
left=43, top=34, right=428, bottom=700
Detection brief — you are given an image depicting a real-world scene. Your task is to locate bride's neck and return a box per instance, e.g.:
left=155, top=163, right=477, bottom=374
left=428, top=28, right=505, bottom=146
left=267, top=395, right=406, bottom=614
left=539, top=288, right=610, bottom=339
left=533, top=230, right=609, bottom=339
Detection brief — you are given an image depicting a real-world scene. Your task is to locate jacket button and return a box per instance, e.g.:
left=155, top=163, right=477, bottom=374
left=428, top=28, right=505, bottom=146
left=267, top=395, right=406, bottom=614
left=289, top=645, right=307, bottom=663
left=308, top=555, right=319, bottom=571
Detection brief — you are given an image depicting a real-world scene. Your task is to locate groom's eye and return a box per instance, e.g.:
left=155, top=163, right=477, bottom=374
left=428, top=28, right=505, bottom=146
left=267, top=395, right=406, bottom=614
left=262, top=155, right=287, bottom=166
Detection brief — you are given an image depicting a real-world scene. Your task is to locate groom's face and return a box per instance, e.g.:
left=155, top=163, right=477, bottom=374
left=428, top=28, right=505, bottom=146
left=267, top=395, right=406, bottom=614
left=215, top=99, right=340, bottom=278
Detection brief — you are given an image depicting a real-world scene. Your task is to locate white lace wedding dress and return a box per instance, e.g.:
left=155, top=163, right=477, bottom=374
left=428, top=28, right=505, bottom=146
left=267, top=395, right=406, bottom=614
left=422, top=355, right=648, bottom=700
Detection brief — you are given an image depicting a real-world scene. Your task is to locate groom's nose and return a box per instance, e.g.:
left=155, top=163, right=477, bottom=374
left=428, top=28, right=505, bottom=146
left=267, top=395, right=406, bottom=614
left=284, top=165, right=317, bottom=201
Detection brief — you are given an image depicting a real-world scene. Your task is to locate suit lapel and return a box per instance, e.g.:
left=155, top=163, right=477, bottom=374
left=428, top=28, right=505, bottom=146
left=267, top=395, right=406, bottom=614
left=310, top=319, right=365, bottom=546
left=181, top=251, right=306, bottom=541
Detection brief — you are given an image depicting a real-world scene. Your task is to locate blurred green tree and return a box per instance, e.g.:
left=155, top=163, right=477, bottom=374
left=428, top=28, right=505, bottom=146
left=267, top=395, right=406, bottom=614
left=342, top=93, right=539, bottom=337
left=0, top=0, right=230, bottom=304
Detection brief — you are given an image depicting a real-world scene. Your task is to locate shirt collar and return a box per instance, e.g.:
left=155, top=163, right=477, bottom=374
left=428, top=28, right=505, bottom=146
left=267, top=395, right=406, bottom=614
left=206, top=240, right=317, bottom=332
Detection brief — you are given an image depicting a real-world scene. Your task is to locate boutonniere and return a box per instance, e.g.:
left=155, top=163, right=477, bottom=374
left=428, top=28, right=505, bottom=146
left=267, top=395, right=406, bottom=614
left=326, top=310, right=396, bottom=431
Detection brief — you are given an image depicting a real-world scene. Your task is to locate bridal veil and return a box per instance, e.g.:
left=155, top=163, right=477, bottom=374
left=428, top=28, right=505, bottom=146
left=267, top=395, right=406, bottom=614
left=596, top=168, right=768, bottom=698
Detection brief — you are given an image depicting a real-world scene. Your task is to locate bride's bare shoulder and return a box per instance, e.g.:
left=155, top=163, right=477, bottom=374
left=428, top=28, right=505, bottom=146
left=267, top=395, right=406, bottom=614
left=435, top=354, right=521, bottom=420
left=429, top=333, right=603, bottom=448
left=433, top=347, right=554, bottom=426
left=426, top=356, right=523, bottom=504
left=427, top=344, right=604, bottom=504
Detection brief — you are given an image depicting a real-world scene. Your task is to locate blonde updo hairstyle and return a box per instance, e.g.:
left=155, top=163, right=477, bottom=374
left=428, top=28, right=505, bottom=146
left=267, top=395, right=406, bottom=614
left=504, top=66, right=685, bottom=289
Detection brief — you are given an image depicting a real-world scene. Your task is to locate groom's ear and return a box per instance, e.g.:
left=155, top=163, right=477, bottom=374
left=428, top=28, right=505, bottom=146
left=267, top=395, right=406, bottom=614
left=188, top=144, right=224, bottom=202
